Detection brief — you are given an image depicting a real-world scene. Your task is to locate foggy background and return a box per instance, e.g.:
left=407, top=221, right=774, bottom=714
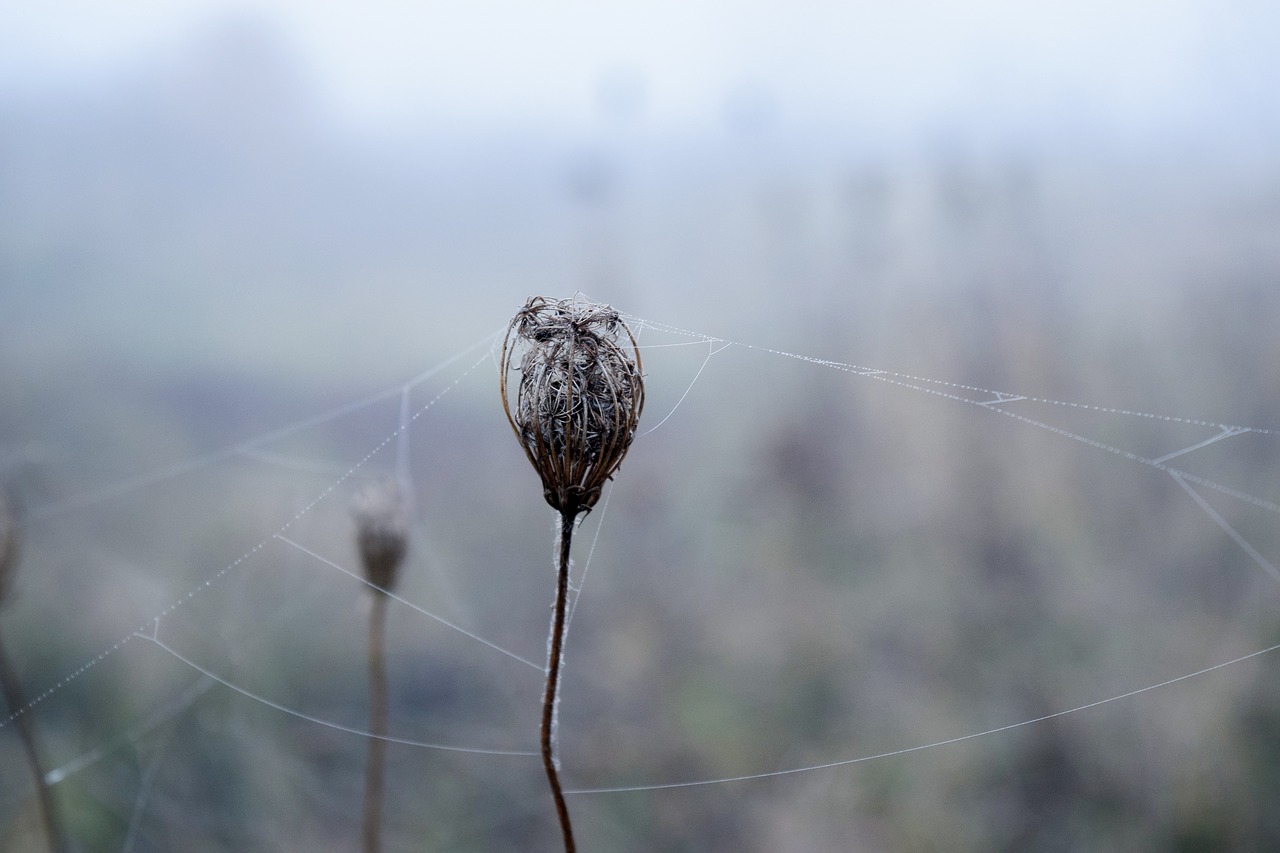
left=2, top=2, right=1280, bottom=850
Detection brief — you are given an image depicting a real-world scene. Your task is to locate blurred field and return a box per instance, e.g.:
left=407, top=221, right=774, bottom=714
left=2, top=6, right=1280, bottom=851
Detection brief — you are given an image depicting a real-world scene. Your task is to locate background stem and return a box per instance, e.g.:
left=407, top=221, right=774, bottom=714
left=542, top=509, right=577, bottom=853
left=362, top=591, right=390, bottom=853
left=0, top=633, right=66, bottom=853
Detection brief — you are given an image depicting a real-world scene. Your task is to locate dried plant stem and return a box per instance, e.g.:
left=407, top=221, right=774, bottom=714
left=542, top=509, right=577, bottom=853
left=501, top=296, right=641, bottom=850
left=0, top=633, right=66, bottom=853
left=362, top=591, right=390, bottom=853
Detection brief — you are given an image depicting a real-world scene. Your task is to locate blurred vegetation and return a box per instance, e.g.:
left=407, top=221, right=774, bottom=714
left=2, top=19, right=1280, bottom=852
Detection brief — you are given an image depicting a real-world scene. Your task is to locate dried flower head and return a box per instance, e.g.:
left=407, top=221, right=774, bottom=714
left=352, top=481, right=408, bottom=591
left=0, top=492, right=17, bottom=606
left=500, top=295, right=645, bottom=516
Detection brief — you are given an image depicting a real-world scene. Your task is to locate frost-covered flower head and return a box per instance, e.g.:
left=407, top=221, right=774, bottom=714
left=500, top=295, right=645, bottom=515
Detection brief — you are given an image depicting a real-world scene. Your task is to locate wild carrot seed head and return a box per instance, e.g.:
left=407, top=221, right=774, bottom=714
left=499, top=295, right=645, bottom=515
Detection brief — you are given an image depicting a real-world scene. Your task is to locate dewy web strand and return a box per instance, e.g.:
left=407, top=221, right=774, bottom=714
left=564, top=640, right=1280, bottom=794
left=273, top=534, right=544, bottom=671
left=44, top=544, right=414, bottom=788
left=21, top=331, right=502, bottom=526
left=1, top=341, right=499, bottom=731
left=5, top=307, right=1279, bottom=812
left=134, top=629, right=536, bottom=757
left=624, top=311, right=1280, bottom=523
left=622, top=311, right=1280, bottom=435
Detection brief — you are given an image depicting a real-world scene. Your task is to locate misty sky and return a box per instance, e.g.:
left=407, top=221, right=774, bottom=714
left=2, top=1, right=1274, bottom=137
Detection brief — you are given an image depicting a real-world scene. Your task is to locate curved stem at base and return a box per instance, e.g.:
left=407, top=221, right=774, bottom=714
left=542, top=509, right=577, bottom=853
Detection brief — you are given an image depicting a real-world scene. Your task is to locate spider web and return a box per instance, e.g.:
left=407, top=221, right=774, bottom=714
left=2, top=303, right=1278, bottom=851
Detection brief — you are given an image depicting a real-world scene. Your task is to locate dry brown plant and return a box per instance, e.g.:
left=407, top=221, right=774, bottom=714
left=500, top=295, right=644, bottom=853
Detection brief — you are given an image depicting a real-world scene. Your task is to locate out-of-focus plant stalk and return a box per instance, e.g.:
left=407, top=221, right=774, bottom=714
left=352, top=482, right=408, bottom=853
left=0, top=492, right=67, bottom=853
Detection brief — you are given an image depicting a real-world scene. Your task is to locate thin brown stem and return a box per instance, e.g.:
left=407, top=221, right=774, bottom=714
left=542, top=509, right=577, bottom=853
left=362, top=591, right=390, bottom=853
left=0, top=633, right=66, bottom=853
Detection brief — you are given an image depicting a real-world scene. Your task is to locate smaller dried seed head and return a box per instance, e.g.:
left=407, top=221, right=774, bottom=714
left=352, top=481, right=408, bottom=591
left=499, top=295, right=645, bottom=516
left=0, top=491, right=18, bottom=607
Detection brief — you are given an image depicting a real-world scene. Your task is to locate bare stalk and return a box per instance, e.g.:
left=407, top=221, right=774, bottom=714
left=541, top=509, right=578, bottom=853
left=352, top=481, right=408, bottom=853
left=0, top=634, right=66, bottom=853
left=362, top=590, right=390, bottom=853
left=499, top=296, right=644, bottom=852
